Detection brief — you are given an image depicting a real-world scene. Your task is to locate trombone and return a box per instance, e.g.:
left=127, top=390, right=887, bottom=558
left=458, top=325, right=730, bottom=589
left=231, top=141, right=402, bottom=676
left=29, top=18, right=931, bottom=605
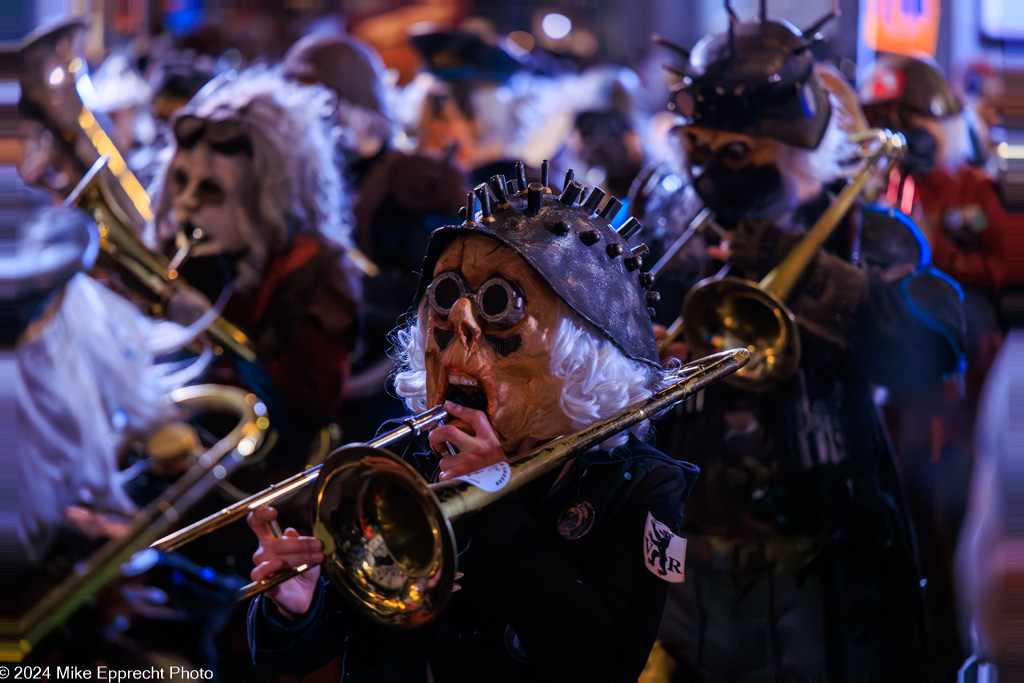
left=151, top=404, right=455, bottom=553
left=660, top=129, right=905, bottom=390
left=15, top=385, right=269, bottom=660
left=154, top=348, right=749, bottom=628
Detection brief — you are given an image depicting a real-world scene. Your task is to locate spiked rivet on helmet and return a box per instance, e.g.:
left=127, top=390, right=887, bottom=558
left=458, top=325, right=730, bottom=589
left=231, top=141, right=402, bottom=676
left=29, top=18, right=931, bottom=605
left=583, top=187, right=606, bottom=213
left=600, top=197, right=623, bottom=221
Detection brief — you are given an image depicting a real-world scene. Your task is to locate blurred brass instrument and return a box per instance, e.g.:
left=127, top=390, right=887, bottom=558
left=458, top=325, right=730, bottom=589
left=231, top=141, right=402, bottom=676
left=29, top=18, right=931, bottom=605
left=157, top=349, right=749, bottom=627
left=150, top=403, right=457, bottom=554
left=16, top=385, right=269, bottom=659
left=68, top=158, right=257, bottom=361
left=19, top=18, right=150, bottom=223
left=660, top=129, right=905, bottom=390
left=19, top=18, right=255, bottom=361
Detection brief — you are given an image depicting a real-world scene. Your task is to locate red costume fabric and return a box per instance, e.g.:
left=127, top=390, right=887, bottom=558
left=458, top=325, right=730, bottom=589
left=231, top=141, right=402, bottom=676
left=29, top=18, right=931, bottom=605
left=216, top=235, right=358, bottom=430
left=915, top=165, right=1024, bottom=291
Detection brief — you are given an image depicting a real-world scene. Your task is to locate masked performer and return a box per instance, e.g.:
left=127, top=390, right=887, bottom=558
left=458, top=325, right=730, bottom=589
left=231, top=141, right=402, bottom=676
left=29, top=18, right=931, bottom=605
left=647, top=17, right=966, bottom=678
left=151, top=67, right=361, bottom=471
left=13, top=205, right=187, bottom=564
left=246, top=173, right=700, bottom=680
left=858, top=52, right=1024, bottom=668
left=860, top=54, right=1024, bottom=380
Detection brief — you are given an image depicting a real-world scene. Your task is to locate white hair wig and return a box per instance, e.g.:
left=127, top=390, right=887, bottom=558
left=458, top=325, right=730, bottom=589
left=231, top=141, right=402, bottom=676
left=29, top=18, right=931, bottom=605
left=391, top=300, right=666, bottom=448
left=16, top=274, right=206, bottom=563
left=151, top=66, right=357, bottom=290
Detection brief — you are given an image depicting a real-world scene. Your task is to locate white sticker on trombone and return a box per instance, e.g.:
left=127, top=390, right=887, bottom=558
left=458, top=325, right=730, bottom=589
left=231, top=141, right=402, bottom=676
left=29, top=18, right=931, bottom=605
left=644, top=512, right=687, bottom=583
left=455, top=462, right=511, bottom=492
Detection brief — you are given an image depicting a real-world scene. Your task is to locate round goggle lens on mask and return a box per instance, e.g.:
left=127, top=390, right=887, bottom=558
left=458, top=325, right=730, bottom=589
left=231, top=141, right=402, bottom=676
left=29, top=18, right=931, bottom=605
left=430, top=272, right=463, bottom=314
left=428, top=272, right=525, bottom=329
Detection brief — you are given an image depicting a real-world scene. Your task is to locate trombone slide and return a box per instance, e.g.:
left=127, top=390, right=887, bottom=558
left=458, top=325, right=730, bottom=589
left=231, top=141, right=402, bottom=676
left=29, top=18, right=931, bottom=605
left=151, top=404, right=452, bottom=553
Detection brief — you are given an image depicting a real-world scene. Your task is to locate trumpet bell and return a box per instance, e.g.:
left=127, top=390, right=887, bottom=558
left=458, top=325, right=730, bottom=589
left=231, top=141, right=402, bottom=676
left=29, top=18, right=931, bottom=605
left=682, top=276, right=800, bottom=392
left=312, top=445, right=457, bottom=628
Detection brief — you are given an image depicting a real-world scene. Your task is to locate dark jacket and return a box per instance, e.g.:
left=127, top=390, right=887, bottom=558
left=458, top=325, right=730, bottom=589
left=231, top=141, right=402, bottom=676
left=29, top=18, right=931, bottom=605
left=248, top=434, right=698, bottom=681
left=653, top=191, right=966, bottom=674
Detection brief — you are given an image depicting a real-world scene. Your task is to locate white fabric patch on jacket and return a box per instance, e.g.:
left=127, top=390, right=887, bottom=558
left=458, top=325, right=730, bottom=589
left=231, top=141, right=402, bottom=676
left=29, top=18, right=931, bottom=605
left=644, top=512, right=687, bottom=583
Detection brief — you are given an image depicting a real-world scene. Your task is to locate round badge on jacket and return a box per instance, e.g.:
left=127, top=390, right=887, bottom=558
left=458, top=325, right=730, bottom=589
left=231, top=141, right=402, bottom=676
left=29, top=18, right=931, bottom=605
left=556, top=501, right=596, bottom=540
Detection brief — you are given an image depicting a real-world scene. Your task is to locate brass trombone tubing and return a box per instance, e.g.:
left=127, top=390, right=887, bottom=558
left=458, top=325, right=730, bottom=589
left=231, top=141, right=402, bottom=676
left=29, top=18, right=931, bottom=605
left=150, top=404, right=451, bottom=554
left=68, top=158, right=256, bottom=362
left=759, top=130, right=905, bottom=301
left=430, top=349, right=748, bottom=520
left=241, top=349, right=750, bottom=610
left=17, top=385, right=269, bottom=658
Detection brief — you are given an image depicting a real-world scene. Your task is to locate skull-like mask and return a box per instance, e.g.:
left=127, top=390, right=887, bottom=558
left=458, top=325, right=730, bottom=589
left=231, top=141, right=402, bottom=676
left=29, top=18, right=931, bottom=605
left=423, top=233, right=575, bottom=453
left=160, top=113, right=284, bottom=295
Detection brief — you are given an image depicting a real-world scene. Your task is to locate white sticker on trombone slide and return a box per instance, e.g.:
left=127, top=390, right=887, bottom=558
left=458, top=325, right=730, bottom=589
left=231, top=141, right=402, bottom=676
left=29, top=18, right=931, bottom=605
left=455, top=462, right=511, bottom=492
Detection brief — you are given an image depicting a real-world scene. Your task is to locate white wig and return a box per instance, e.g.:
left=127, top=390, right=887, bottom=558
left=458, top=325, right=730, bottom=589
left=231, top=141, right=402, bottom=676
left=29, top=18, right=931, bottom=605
left=151, top=66, right=358, bottom=291
left=392, top=300, right=664, bottom=448
left=16, top=274, right=205, bottom=563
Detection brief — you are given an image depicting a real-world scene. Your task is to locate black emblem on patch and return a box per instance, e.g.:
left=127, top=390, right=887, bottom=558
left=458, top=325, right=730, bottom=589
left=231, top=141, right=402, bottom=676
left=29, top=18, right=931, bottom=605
left=556, top=501, right=596, bottom=540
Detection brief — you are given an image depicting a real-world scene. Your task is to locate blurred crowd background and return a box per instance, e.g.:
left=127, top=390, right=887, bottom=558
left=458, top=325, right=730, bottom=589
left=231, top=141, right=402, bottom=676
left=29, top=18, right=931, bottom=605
left=2, top=0, right=1022, bottom=679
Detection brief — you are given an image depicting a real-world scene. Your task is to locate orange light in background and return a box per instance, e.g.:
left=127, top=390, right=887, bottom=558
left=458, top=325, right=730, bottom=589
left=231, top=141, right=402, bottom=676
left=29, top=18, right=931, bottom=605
left=862, top=0, right=941, bottom=58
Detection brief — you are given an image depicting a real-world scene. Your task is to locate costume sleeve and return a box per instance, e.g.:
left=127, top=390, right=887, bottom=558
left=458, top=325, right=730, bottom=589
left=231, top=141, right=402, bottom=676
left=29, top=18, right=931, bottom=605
left=465, top=457, right=694, bottom=680
left=853, top=267, right=966, bottom=391
left=247, top=579, right=339, bottom=676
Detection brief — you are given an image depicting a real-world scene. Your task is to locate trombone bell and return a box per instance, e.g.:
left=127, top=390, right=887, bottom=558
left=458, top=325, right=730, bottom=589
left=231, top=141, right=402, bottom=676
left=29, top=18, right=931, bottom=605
left=312, top=446, right=457, bottom=628
left=293, top=349, right=749, bottom=629
left=682, top=277, right=800, bottom=392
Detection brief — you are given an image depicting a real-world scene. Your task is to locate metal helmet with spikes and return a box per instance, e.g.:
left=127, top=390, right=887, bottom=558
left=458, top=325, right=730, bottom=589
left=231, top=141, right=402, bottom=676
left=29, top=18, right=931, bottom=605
left=664, top=15, right=833, bottom=150
left=414, top=161, right=661, bottom=368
